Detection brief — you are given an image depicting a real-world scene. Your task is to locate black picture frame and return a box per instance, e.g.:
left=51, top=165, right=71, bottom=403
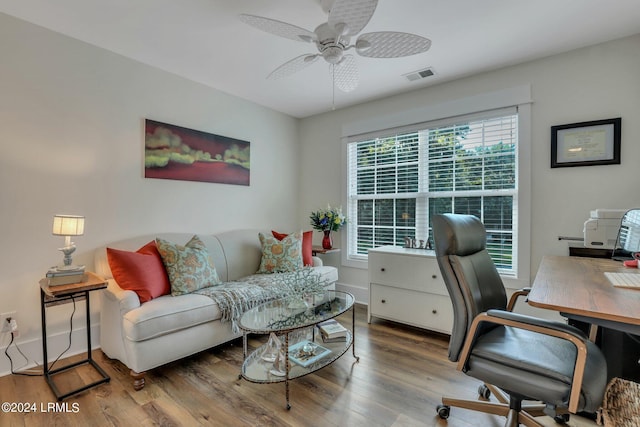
left=550, top=117, right=621, bottom=168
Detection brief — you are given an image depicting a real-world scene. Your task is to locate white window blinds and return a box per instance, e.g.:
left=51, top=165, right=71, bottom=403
left=346, top=107, right=518, bottom=274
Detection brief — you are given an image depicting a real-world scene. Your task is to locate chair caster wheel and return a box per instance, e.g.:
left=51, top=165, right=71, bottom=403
left=554, top=413, right=569, bottom=424
left=436, top=404, right=450, bottom=419
left=478, top=384, right=491, bottom=400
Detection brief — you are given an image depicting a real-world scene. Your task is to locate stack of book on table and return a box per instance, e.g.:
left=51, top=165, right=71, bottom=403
left=288, top=340, right=332, bottom=367
left=46, top=266, right=85, bottom=286
left=317, top=319, right=348, bottom=343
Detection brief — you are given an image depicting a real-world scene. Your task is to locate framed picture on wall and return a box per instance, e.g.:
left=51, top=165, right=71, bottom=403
left=144, top=119, right=250, bottom=186
left=551, top=117, right=621, bottom=168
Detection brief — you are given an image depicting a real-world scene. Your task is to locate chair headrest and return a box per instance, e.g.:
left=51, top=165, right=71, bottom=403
left=432, top=214, right=486, bottom=257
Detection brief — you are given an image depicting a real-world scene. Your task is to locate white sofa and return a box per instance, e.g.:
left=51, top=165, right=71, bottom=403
left=94, top=229, right=337, bottom=390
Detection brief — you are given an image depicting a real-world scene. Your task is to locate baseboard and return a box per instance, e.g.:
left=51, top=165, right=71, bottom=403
left=335, top=281, right=369, bottom=305
left=0, top=324, right=101, bottom=377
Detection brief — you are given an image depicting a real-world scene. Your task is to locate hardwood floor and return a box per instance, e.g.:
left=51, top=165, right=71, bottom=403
left=0, top=305, right=597, bottom=426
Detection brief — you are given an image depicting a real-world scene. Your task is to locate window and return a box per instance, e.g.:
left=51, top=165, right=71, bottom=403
left=346, top=108, right=519, bottom=275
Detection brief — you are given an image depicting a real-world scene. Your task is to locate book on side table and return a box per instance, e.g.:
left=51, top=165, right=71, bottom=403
left=317, top=319, right=348, bottom=343
left=46, top=266, right=86, bottom=286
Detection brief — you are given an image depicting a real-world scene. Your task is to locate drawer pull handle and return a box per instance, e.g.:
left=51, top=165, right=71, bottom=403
left=381, top=268, right=386, bottom=272
left=381, top=299, right=386, bottom=303
left=432, top=309, right=437, bottom=314
left=432, top=274, right=437, bottom=279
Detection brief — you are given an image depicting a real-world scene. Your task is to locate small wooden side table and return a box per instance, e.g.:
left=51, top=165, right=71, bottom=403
left=40, top=271, right=110, bottom=400
left=311, top=246, right=341, bottom=256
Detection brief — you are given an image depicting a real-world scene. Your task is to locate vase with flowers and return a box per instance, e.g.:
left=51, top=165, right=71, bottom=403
left=309, top=205, right=347, bottom=250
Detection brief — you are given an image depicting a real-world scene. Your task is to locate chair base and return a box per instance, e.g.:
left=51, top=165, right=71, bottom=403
left=439, top=384, right=557, bottom=427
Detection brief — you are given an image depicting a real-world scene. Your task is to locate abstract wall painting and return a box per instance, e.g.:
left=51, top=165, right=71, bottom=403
left=144, top=119, right=250, bottom=186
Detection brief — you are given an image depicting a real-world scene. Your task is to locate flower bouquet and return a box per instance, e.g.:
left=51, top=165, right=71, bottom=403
left=309, top=205, right=347, bottom=232
left=309, top=205, right=347, bottom=249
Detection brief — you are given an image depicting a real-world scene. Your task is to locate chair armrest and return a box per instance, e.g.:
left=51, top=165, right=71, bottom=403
left=506, top=287, right=531, bottom=312
left=312, top=256, right=323, bottom=267
left=457, top=310, right=591, bottom=414
left=486, top=309, right=589, bottom=340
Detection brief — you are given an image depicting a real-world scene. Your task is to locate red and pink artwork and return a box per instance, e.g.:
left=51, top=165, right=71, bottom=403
left=144, top=119, right=250, bottom=186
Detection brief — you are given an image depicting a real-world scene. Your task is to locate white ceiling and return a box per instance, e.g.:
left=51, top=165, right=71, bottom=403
left=2, top=0, right=640, bottom=118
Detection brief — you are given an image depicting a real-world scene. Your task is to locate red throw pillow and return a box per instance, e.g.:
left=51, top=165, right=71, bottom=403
left=272, top=230, right=313, bottom=267
left=106, top=241, right=171, bottom=303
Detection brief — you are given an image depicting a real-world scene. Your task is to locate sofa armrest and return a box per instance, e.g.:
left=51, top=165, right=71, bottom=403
left=100, top=279, right=141, bottom=365
left=312, top=256, right=323, bottom=267
left=104, top=279, right=141, bottom=315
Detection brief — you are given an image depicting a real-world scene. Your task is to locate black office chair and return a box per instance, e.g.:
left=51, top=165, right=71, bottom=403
left=431, top=214, right=607, bottom=427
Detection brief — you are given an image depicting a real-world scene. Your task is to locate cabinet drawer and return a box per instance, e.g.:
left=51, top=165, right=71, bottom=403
left=370, top=284, right=453, bottom=334
left=369, top=252, right=446, bottom=296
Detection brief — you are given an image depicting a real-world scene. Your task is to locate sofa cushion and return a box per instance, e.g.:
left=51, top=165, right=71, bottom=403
left=156, top=235, right=221, bottom=296
left=272, top=230, right=313, bottom=267
left=106, top=241, right=170, bottom=303
left=123, top=293, right=221, bottom=342
left=257, top=231, right=303, bottom=273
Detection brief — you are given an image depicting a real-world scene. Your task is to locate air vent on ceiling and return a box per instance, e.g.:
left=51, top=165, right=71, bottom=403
left=404, top=67, right=435, bottom=82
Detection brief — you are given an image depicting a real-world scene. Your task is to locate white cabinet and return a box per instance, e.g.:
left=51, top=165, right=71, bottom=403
left=368, top=246, right=453, bottom=334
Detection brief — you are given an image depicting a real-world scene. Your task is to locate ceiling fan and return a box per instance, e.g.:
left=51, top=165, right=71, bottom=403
left=239, top=0, right=432, bottom=93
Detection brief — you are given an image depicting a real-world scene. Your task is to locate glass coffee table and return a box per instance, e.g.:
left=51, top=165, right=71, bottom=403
left=238, top=290, right=358, bottom=409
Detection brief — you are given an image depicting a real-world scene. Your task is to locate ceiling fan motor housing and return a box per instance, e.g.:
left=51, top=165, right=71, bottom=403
left=315, top=23, right=350, bottom=64
left=320, top=46, right=343, bottom=64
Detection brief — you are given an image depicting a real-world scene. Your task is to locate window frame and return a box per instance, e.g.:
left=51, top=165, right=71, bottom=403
left=346, top=109, right=518, bottom=273
left=340, top=86, right=532, bottom=287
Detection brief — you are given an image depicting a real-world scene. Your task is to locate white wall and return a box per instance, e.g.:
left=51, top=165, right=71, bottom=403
left=0, top=14, right=300, bottom=375
left=299, top=34, right=640, bottom=304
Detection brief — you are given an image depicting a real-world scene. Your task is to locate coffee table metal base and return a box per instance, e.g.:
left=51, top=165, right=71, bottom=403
left=238, top=291, right=358, bottom=409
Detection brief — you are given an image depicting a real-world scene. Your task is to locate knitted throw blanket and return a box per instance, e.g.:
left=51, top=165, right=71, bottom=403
left=194, top=268, right=327, bottom=333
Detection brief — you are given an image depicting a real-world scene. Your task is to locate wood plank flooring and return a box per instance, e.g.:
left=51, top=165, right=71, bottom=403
left=0, top=305, right=597, bottom=427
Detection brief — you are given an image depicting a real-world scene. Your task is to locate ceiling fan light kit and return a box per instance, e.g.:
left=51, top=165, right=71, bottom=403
left=239, top=0, right=431, bottom=96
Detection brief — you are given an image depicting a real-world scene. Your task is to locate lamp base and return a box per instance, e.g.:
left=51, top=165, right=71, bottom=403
left=57, top=244, right=78, bottom=270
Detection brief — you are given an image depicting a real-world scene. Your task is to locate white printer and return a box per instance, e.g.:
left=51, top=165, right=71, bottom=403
left=583, top=209, right=627, bottom=249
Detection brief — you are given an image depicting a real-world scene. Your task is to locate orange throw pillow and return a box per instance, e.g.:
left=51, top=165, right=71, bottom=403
left=106, top=241, right=171, bottom=303
left=272, top=230, right=313, bottom=267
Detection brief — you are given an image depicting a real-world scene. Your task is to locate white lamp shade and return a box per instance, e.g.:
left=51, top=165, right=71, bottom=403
left=52, top=215, right=85, bottom=236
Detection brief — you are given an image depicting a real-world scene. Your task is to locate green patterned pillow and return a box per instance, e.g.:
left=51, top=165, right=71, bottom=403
left=257, top=231, right=303, bottom=273
left=156, top=235, right=221, bottom=296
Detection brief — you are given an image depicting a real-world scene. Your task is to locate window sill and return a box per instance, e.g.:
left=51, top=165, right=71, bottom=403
left=342, top=256, right=368, bottom=270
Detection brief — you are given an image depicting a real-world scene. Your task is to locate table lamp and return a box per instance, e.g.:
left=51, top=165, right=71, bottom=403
left=52, top=214, right=85, bottom=270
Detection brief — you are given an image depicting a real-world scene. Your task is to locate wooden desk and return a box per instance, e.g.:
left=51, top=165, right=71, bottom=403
left=529, top=255, right=640, bottom=336
left=568, top=246, right=613, bottom=259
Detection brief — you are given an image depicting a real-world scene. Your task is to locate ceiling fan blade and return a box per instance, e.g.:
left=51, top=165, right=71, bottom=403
left=267, top=54, right=319, bottom=80
left=333, top=54, right=359, bottom=92
left=239, top=14, right=316, bottom=43
left=356, top=32, right=432, bottom=58
left=328, top=0, right=378, bottom=36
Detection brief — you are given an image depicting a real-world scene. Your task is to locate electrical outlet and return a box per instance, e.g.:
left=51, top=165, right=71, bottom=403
left=1, top=312, right=17, bottom=333
left=9, top=319, right=19, bottom=337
